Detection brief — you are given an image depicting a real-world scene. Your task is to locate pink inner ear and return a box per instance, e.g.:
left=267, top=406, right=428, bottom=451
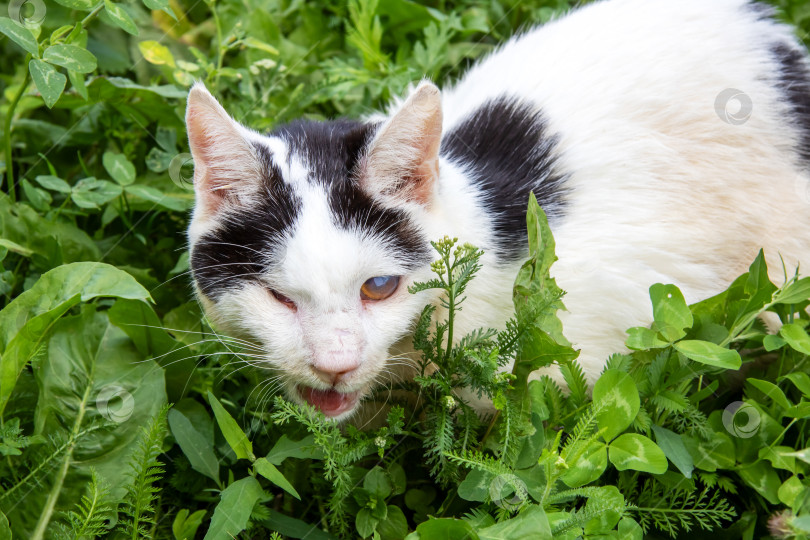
left=185, top=85, right=261, bottom=215
left=362, top=82, right=443, bottom=206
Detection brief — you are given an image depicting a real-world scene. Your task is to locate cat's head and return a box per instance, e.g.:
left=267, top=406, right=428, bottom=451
left=185, top=82, right=444, bottom=421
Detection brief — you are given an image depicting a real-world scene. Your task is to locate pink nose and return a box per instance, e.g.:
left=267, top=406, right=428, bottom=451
left=311, top=366, right=356, bottom=386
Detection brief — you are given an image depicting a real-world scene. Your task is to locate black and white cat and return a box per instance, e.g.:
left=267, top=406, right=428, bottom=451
left=185, top=0, right=810, bottom=420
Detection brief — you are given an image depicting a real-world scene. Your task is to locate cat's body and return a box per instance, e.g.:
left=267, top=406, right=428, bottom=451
left=186, top=0, right=810, bottom=420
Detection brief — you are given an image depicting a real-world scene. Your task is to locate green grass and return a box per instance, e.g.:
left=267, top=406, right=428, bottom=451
left=1, top=0, right=810, bottom=539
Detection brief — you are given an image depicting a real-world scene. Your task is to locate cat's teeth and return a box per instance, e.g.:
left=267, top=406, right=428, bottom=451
left=299, top=386, right=359, bottom=417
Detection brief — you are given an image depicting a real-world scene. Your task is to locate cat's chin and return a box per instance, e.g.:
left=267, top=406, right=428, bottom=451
left=297, top=385, right=360, bottom=419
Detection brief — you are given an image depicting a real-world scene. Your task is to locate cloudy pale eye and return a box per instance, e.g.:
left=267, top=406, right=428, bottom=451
left=271, top=289, right=297, bottom=309
left=360, top=276, right=400, bottom=301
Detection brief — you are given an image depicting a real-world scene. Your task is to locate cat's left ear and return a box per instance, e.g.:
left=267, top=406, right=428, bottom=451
left=186, top=82, right=263, bottom=216
left=361, top=81, right=442, bottom=206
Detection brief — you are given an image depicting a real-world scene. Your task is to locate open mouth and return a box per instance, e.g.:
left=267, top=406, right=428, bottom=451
left=298, top=386, right=359, bottom=417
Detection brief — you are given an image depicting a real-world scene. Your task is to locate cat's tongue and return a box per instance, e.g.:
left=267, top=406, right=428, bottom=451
left=300, top=387, right=357, bottom=417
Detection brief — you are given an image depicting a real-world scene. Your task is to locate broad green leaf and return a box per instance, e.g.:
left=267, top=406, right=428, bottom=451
left=763, top=334, right=786, bottom=352
left=781, top=372, right=810, bottom=398
left=104, top=0, right=139, bottom=35
left=515, top=411, right=546, bottom=469
left=0, top=239, right=32, bottom=257
left=682, top=432, right=735, bottom=471
left=34, top=175, right=71, bottom=194
left=737, top=461, right=781, bottom=504
left=625, top=326, right=669, bottom=350
left=0, top=511, right=9, bottom=540
left=207, top=391, right=253, bottom=460
left=0, top=17, right=38, bottom=56
left=457, top=469, right=492, bottom=502
left=608, top=433, right=667, bottom=474
left=414, top=517, right=479, bottom=539
left=125, top=184, right=192, bottom=212
left=377, top=505, right=408, bottom=540
left=102, top=151, right=137, bottom=185
left=561, top=440, right=607, bottom=487
left=0, top=193, right=100, bottom=264
left=21, top=179, right=51, bottom=211
left=356, top=508, right=378, bottom=538
left=52, top=0, right=95, bottom=9
left=0, top=262, right=151, bottom=415
left=71, top=177, right=123, bottom=209
left=29, top=59, right=66, bottom=108
left=774, top=277, right=810, bottom=304
left=43, top=44, right=97, bottom=73
left=649, top=283, right=692, bottom=342
left=583, top=485, right=624, bottom=534
left=168, top=407, right=220, bottom=484
left=758, top=446, right=797, bottom=473
left=782, top=448, right=810, bottom=465
left=68, top=69, right=89, bottom=100
left=651, top=425, right=693, bottom=478
left=780, top=323, right=810, bottom=355
left=204, top=476, right=263, bottom=540
left=139, top=40, right=176, bottom=67
left=746, top=378, right=792, bottom=412
left=143, top=0, right=177, bottom=18
left=266, top=434, right=324, bottom=464
left=478, top=505, right=552, bottom=540
left=592, top=369, right=640, bottom=441
left=617, top=517, right=643, bottom=540
left=263, top=509, right=336, bottom=540
left=254, top=457, right=300, bottom=499
left=673, top=340, right=741, bottom=369
left=364, top=466, right=392, bottom=498
left=242, top=36, right=279, bottom=55
left=34, top=308, right=167, bottom=502
left=778, top=475, right=804, bottom=507
left=172, top=509, right=207, bottom=540
left=513, top=193, right=568, bottom=344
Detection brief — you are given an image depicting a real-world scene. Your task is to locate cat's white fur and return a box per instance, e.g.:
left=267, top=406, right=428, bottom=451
left=187, top=0, right=810, bottom=420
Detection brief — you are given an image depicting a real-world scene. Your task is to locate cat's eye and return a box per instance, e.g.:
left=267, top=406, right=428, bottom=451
left=271, top=289, right=296, bottom=309
left=360, top=276, right=400, bottom=301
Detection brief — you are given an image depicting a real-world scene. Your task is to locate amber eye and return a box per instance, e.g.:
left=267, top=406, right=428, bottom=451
left=360, top=276, right=400, bottom=301
left=271, top=289, right=296, bottom=310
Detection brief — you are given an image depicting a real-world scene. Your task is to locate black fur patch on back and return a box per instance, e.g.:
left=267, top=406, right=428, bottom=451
left=441, top=96, right=566, bottom=261
left=190, top=150, right=301, bottom=298
left=773, top=42, right=810, bottom=167
left=278, top=119, right=432, bottom=269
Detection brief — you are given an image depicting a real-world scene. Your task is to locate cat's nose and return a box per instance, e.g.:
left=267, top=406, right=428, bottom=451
left=311, top=365, right=356, bottom=386
left=311, top=352, right=360, bottom=385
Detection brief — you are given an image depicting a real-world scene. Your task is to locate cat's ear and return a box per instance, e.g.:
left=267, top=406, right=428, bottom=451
left=186, top=82, right=263, bottom=215
left=361, top=81, right=442, bottom=206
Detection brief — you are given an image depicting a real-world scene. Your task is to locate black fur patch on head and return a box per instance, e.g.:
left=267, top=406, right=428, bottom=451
left=191, top=150, right=302, bottom=298
left=278, top=119, right=432, bottom=270
left=441, top=96, right=566, bottom=261
left=745, top=0, right=775, bottom=22
left=772, top=42, right=810, bottom=167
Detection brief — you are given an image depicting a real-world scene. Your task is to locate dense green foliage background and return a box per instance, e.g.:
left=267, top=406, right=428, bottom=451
left=2, top=0, right=810, bottom=539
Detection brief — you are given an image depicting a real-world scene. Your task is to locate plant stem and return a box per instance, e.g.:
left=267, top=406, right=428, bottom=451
left=30, top=382, right=93, bottom=540
left=4, top=65, right=31, bottom=203
left=444, top=251, right=455, bottom=366
left=49, top=1, right=105, bottom=44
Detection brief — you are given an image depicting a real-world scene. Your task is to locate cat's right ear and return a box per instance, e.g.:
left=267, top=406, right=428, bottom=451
left=186, top=82, right=262, bottom=216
